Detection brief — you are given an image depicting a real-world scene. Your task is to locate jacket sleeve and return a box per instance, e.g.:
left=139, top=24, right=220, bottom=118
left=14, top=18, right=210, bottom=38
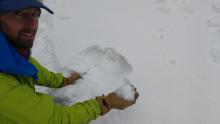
left=29, top=57, right=64, bottom=88
left=0, top=74, right=101, bottom=124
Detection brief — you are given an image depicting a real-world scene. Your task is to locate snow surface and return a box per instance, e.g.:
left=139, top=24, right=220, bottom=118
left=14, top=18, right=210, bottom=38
left=32, top=0, right=220, bottom=124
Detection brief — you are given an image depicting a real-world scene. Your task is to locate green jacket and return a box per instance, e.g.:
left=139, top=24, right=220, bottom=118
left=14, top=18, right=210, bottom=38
left=0, top=57, right=101, bottom=124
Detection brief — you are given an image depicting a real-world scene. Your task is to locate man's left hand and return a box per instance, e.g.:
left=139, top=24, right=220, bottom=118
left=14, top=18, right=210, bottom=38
left=63, top=72, right=81, bottom=86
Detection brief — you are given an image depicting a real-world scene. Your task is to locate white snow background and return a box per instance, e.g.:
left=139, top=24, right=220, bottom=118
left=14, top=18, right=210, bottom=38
left=32, top=0, right=220, bottom=124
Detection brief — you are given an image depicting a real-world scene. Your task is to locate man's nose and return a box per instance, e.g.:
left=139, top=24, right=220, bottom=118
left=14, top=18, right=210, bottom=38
left=24, top=16, right=38, bottom=29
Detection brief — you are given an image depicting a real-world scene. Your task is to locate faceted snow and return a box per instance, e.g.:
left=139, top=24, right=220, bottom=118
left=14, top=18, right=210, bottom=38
left=35, top=45, right=135, bottom=105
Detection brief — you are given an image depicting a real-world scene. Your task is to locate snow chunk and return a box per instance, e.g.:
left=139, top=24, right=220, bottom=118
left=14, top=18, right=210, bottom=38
left=36, top=45, right=135, bottom=106
left=115, top=81, right=136, bottom=101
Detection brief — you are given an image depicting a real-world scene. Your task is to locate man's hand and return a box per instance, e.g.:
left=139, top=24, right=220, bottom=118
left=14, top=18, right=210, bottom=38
left=96, top=90, right=139, bottom=115
left=63, top=72, right=81, bottom=87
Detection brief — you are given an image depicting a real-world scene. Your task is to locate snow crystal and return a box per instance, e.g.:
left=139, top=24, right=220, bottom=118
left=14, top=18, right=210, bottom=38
left=36, top=45, right=135, bottom=105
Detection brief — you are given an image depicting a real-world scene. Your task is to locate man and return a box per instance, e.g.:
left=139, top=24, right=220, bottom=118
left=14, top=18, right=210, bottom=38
left=0, top=0, right=139, bottom=124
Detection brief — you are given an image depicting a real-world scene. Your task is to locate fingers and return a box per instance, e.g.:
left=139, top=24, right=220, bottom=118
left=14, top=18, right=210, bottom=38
left=71, top=73, right=81, bottom=78
left=130, top=84, right=139, bottom=100
left=69, top=72, right=81, bottom=81
left=135, top=91, right=139, bottom=100
left=129, top=92, right=139, bottom=105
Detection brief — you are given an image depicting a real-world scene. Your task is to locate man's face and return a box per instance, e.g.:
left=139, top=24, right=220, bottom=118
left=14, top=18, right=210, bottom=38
left=0, top=8, right=41, bottom=49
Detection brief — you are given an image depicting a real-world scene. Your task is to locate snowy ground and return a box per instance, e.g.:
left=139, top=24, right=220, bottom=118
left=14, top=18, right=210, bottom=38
left=32, top=0, right=220, bottom=124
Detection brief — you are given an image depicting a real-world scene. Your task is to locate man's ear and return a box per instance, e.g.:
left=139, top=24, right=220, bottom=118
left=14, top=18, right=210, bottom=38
left=0, top=14, right=3, bottom=21
left=0, top=20, right=3, bottom=31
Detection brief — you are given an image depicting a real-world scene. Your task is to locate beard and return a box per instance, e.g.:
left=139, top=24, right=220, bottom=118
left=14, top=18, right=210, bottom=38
left=0, top=21, right=37, bottom=49
left=6, top=36, right=34, bottom=49
left=6, top=29, right=36, bottom=49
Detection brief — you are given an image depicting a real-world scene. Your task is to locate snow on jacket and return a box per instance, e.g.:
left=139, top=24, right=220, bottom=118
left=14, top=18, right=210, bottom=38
left=0, top=56, right=101, bottom=124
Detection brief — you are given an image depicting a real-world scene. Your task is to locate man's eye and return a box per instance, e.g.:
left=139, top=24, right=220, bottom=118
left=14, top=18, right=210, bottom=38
left=14, top=11, right=24, bottom=16
left=32, top=12, right=41, bottom=18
